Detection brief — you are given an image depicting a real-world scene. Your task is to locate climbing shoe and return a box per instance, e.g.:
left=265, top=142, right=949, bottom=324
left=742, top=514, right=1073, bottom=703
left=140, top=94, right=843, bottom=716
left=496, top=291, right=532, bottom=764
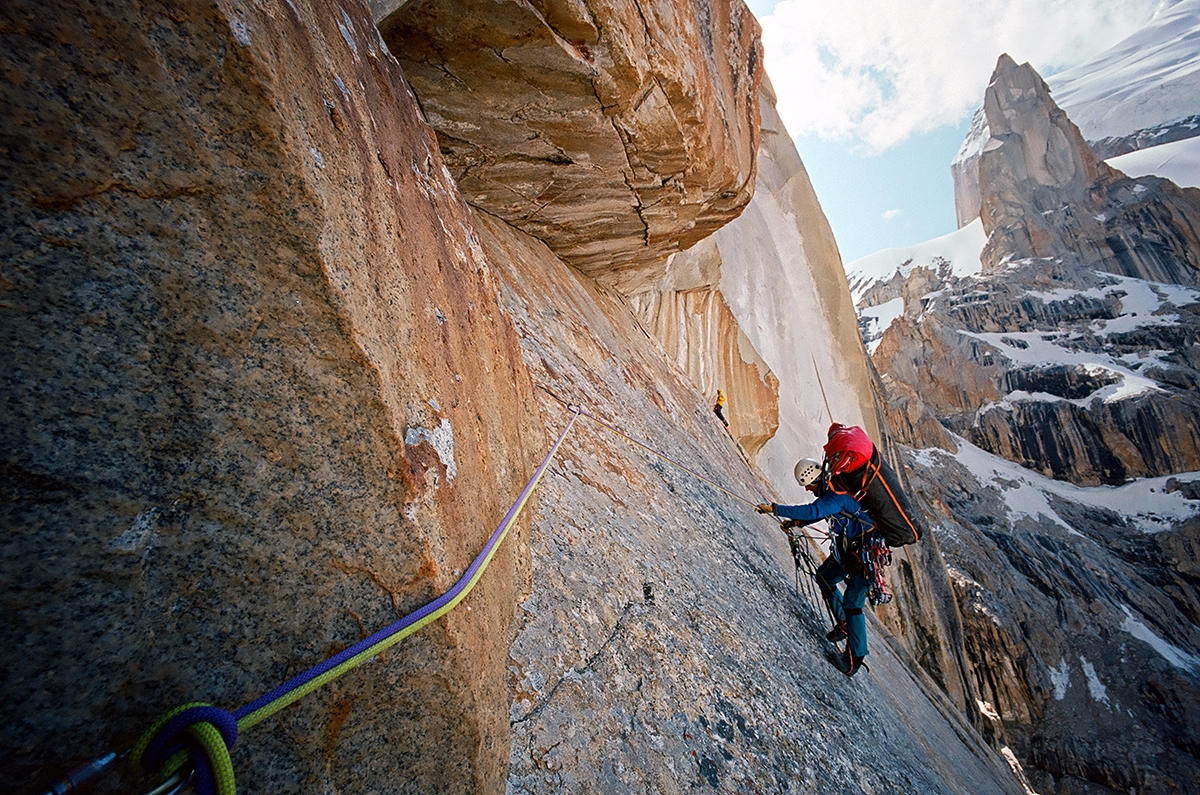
left=839, top=649, right=868, bottom=678
left=825, top=622, right=847, bottom=643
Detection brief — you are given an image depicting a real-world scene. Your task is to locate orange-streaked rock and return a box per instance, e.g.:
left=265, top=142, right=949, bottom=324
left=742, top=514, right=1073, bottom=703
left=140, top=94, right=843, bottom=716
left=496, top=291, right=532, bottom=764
left=378, top=0, right=762, bottom=289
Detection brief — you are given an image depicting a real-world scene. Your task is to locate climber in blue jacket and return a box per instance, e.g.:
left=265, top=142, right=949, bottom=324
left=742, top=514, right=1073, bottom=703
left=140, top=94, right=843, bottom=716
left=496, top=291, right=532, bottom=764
left=757, top=458, right=875, bottom=677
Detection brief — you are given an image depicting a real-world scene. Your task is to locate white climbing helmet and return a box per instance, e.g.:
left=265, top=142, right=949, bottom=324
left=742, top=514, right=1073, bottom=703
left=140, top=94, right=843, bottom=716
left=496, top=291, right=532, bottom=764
left=794, top=457, right=823, bottom=487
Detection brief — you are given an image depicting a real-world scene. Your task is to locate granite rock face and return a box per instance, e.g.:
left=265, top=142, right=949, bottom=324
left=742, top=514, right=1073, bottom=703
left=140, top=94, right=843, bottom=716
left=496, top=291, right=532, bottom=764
left=476, top=209, right=1024, bottom=795
left=1, top=1, right=544, bottom=791
left=625, top=80, right=980, bottom=722
left=863, top=55, right=1200, bottom=490
left=378, top=0, right=762, bottom=290
left=952, top=0, right=1200, bottom=228
left=630, top=77, right=880, bottom=501
left=628, top=251, right=781, bottom=456
left=978, top=56, right=1200, bottom=286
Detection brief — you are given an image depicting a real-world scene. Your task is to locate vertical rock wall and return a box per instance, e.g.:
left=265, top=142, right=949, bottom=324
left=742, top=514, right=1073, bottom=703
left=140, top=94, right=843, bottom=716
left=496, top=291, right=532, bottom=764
left=630, top=76, right=980, bottom=725
left=1, top=1, right=543, bottom=791
left=629, top=266, right=781, bottom=455
left=952, top=107, right=989, bottom=229
left=632, top=78, right=878, bottom=505
left=3, top=1, right=1028, bottom=793
left=951, top=0, right=1200, bottom=229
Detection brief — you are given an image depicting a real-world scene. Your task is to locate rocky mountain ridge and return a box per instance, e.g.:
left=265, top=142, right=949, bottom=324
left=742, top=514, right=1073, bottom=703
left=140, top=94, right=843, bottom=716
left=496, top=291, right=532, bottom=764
left=854, top=52, right=1200, bottom=795
left=904, top=437, right=1200, bottom=795
left=977, top=55, right=1200, bottom=286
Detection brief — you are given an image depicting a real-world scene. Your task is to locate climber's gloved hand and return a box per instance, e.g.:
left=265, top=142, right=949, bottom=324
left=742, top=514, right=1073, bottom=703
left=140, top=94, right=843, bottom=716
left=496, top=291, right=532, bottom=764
left=756, top=503, right=775, bottom=515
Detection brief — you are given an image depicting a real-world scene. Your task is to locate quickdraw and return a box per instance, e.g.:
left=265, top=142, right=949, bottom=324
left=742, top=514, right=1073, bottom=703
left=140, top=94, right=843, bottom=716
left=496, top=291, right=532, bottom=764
left=860, top=535, right=893, bottom=606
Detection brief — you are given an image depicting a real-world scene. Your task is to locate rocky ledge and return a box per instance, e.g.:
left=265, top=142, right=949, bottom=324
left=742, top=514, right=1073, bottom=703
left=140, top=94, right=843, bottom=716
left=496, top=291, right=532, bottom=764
left=872, top=257, right=1200, bottom=486
left=378, top=0, right=762, bottom=291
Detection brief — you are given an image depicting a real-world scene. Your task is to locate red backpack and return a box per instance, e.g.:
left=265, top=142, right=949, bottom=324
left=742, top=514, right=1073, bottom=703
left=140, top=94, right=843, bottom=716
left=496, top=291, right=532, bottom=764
left=823, top=423, right=874, bottom=476
left=823, top=424, right=923, bottom=548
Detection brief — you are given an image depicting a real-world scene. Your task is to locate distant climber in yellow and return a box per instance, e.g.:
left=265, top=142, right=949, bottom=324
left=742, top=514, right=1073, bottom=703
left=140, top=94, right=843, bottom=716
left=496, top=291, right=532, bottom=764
left=713, top=389, right=728, bottom=427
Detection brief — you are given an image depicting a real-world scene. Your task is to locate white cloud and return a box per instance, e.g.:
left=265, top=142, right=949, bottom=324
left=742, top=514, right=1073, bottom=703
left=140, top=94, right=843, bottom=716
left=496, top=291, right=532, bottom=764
left=881, top=208, right=902, bottom=221
left=760, top=0, right=1161, bottom=153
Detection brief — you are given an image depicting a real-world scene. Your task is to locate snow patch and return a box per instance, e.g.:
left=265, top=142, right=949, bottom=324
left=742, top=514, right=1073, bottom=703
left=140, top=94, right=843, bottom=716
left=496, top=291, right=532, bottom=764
left=951, top=435, right=1200, bottom=535
left=1049, top=658, right=1071, bottom=701
left=961, top=331, right=1164, bottom=405
left=1079, top=656, right=1110, bottom=706
left=953, top=106, right=989, bottom=166
left=1000, top=746, right=1044, bottom=795
left=1120, top=605, right=1200, bottom=672
left=851, top=243, right=1200, bottom=422
left=1028, top=272, right=1199, bottom=338
left=859, top=297, right=904, bottom=354
left=1043, top=0, right=1200, bottom=145
left=994, top=468, right=1082, bottom=536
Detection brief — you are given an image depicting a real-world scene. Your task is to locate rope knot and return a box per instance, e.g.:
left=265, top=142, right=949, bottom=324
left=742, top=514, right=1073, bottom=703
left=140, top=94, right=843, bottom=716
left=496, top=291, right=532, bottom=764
left=131, top=702, right=238, bottom=795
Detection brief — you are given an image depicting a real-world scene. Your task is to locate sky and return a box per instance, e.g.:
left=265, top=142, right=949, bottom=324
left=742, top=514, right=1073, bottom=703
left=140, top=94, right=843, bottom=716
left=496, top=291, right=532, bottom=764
left=743, top=0, right=1165, bottom=264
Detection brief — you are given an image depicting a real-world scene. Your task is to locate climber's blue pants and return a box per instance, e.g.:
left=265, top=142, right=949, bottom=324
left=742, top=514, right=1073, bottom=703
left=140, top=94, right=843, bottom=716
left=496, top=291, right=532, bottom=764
left=816, top=555, right=869, bottom=659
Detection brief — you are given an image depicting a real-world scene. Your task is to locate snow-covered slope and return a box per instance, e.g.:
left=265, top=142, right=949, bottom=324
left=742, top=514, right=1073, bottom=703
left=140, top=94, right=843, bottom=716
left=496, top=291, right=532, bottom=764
left=846, top=219, right=986, bottom=352
left=955, top=0, right=1200, bottom=164
left=847, top=219, right=986, bottom=305
left=1107, top=135, right=1200, bottom=188
left=915, top=435, right=1200, bottom=536
left=1047, top=0, right=1200, bottom=149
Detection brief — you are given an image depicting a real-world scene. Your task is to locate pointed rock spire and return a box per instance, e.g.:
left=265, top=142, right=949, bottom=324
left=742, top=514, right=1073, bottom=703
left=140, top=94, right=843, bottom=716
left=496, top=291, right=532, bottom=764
left=977, top=56, right=1200, bottom=284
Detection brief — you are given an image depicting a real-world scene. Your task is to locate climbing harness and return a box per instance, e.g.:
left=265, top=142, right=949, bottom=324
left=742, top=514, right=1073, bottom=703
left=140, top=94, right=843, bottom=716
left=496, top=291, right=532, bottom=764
left=42, top=396, right=781, bottom=795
